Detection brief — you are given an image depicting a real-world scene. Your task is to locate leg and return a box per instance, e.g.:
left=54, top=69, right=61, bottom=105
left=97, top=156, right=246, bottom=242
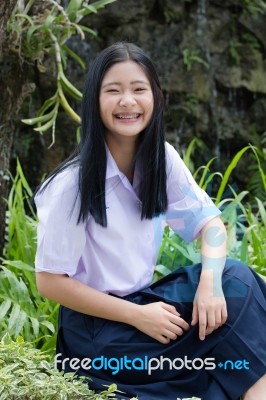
left=142, top=259, right=266, bottom=399
left=243, top=374, right=266, bottom=400
left=56, top=260, right=266, bottom=400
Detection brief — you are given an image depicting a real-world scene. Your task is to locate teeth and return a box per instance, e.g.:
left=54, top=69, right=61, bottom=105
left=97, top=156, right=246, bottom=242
left=116, top=114, right=139, bottom=119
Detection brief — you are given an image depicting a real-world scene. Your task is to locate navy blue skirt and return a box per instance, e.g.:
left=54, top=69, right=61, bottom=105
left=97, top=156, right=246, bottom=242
left=56, top=260, right=266, bottom=400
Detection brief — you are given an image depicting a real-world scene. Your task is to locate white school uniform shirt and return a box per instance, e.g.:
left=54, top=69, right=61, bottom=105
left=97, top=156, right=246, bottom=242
left=35, top=142, right=221, bottom=296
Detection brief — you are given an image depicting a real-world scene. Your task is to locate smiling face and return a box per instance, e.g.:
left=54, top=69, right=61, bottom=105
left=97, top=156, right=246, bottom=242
left=99, top=61, right=154, bottom=144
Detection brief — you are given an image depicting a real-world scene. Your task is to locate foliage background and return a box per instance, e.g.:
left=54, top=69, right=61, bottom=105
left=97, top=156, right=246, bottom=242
left=0, top=0, right=266, bottom=399
left=14, top=0, right=266, bottom=197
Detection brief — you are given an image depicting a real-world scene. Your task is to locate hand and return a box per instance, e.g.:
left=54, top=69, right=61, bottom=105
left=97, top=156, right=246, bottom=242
left=191, top=276, right=227, bottom=341
left=133, top=302, right=190, bottom=344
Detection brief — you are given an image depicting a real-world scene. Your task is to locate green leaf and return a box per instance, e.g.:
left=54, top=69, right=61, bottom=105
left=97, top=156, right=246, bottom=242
left=1, top=332, right=12, bottom=345
left=78, top=24, right=97, bottom=37
left=182, top=138, right=198, bottom=167
left=40, top=320, right=55, bottom=333
left=66, top=0, right=84, bottom=17
left=61, top=45, right=86, bottom=69
left=44, top=14, right=56, bottom=27
left=59, top=71, right=82, bottom=100
left=22, top=107, right=56, bottom=126
left=0, top=299, right=12, bottom=319
left=196, top=158, right=216, bottom=187
left=83, top=4, right=98, bottom=14
left=8, top=304, right=21, bottom=331
left=81, top=0, right=117, bottom=16
left=91, top=0, right=117, bottom=9
left=16, top=158, right=32, bottom=196
left=36, top=93, right=58, bottom=117
left=14, top=13, right=34, bottom=26
left=2, top=260, right=34, bottom=272
left=16, top=336, right=24, bottom=345
left=28, top=317, right=39, bottom=337
left=250, top=144, right=266, bottom=192
left=14, top=310, right=27, bottom=337
left=215, top=146, right=250, bottom=204
left=34, top=110, right=58, bottom=132
left=26, top=24, right=45, bottom=44
left=154, top=264, right=173, bottom=276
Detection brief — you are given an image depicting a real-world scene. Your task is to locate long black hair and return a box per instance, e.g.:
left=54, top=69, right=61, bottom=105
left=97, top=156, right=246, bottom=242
left=40, top=42, right=168, bottom=227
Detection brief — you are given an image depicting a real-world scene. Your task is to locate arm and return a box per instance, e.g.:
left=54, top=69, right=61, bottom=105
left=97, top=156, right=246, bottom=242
left=36, top=272, right=190, bottom=344
left=191, top=216, right=228, bottom=340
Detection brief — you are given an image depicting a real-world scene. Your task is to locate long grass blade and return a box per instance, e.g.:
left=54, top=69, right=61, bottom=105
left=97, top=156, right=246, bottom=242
left=215, top=146, right=250, bottom=204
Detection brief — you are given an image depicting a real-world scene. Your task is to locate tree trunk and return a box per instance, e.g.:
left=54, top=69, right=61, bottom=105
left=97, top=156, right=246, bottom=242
left=0, top=1, right=34, bottom=255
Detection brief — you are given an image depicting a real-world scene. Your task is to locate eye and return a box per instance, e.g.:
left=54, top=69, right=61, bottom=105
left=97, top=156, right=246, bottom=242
left=106, top=89, right=119, bottom=93
left=135, top=88, right=146, bottom=92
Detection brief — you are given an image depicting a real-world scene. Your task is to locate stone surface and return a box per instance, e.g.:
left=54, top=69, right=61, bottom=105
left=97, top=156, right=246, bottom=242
left=17, top=0, right=266, bottom=190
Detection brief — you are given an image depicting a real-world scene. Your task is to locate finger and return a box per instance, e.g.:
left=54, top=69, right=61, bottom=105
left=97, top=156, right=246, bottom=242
left=215, top=308, right=222, bottom=326
left=161, top=302, right=180, bottom=316
left=221, top=303, right=228, bottom=324
left=199, top=310, right=207, bottom=341
left=206, top=311, right=216, bottom=335
left=161, top=303, right=190, bottom=331
left=169, top=314, right=190, bottom=331
left=164, top=329, right=178, bottom=341
left=179, top=318, right=190, bottom=331
left=170, top=323, right=187, bottom=336
left=159, top=335, right=171, bottom=345
left=191, top=302, right=199, bottom=326
left=206, top=310, right=226, bottom=335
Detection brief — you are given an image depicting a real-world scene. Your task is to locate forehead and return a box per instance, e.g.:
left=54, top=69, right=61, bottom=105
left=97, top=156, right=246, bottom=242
left=101, top=61, right=150, bottom=85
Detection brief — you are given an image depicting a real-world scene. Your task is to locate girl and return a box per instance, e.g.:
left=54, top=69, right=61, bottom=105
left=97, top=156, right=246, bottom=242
left=35, top=43, right=266, bottom=400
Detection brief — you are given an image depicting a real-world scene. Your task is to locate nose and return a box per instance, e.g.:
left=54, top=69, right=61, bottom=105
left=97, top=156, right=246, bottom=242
left=119, top=91, right=137, bottom=107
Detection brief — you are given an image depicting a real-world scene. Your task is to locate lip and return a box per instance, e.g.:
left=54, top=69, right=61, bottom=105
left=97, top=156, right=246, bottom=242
left=114, top=112, right=142, bottom=123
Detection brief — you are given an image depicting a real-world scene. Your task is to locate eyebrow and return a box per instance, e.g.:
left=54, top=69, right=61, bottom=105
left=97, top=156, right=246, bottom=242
left=101, top=80, right=150, bottom=89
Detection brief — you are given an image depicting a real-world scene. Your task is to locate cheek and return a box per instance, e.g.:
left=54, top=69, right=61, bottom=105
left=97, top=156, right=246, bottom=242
left=146, top=97, right=154, bottom=116
left=99, top=99, right=112, bottom=121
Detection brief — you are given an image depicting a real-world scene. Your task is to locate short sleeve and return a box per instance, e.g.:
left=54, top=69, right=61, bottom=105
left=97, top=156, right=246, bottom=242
left=35, top=166, right=86, bottom=275
left=165, top=142, right=221, bottom=242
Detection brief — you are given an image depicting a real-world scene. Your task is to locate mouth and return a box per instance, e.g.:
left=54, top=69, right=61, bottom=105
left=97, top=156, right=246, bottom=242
left=114, top=113, right=141, bottom=120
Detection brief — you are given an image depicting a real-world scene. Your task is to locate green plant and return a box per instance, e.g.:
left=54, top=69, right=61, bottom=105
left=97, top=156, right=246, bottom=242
left=181, top=137, right=205, bottom=173
left=183, top=93, right=200, bottom=118
left=229, top=38, right=242, bottom=64
left=154, top=143, right=266, bottom=280
left=229, top=33, right=261, bottom=65
left=163, top=8, right=175, bottom=24
left=4, top=159, right=36, bottom=264
left=243, top=0, right=266, bottom=16
left=248, top=135, right=266, bottom=201
left=0, top=160, right=57, bottom=352
left=237, top=196, right=266, bottom=275
left=0, top=333, right=126, bottom=399
left=8, top=0, right=116, bottom=143
left=242, top=33, right=261, bottom=51
left=182, top=49, right=209, bottom=72
left=153, top=226, right=201, bottom=282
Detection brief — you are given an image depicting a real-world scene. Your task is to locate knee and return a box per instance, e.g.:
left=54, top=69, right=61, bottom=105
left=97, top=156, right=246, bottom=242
left=224, top=258, right=251, bottom=277
left=222, top=259, right=255, bottom=297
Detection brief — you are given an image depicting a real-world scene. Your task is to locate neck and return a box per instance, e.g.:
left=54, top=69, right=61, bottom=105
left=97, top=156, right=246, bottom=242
left=105, top=135, right=138, bottom=182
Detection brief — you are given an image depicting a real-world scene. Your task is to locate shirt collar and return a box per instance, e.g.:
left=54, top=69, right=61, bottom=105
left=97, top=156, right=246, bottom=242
left=105, top=144, right=122, bottom=180
left=105, top=143, right=141, bottom=192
